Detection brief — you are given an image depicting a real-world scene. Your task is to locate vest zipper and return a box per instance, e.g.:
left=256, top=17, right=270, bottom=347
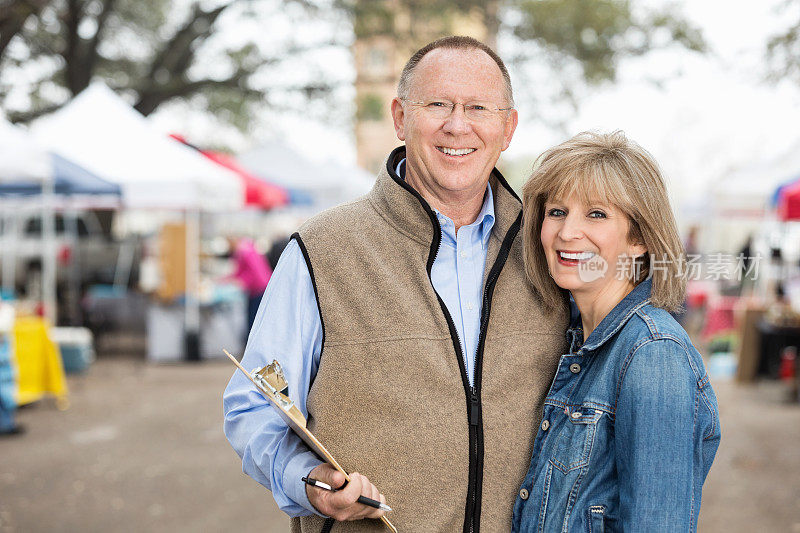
left=386, top=152, right=521, bottom=533
left=469, top=211, right=523, bottom=532
left=428, top=214, right=520, bottom=533
left=428, top=226, right=482, bottom=533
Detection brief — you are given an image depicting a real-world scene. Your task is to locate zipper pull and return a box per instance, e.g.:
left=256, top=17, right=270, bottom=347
left=469, top=387, right=480, bottom=426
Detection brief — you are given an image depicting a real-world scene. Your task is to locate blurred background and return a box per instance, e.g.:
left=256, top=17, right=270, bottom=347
left=1, top=0, right=800, bottom=531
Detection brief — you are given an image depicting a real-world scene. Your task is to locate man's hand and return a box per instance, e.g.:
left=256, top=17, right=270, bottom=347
left=306, top=463, right=386, bottom=521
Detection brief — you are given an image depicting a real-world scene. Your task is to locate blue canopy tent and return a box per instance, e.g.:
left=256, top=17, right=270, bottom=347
left=1, top=151, right=121, bottom=324
left=0, top=153, right=120, bottom=198
left=770, top=175, right=800, bottom=208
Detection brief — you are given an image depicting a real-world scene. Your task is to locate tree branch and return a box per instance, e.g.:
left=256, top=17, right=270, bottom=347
left=7, top=100, right=64, bottom=123
left=133, top=67, right=259, bottom=115
left=85, top=0, right=118, bottom=75
left=144, top=2, right=234, bottom=82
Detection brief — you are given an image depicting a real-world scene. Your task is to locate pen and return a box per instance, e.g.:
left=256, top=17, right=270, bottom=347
left=301, top=476, right=393, bottom=512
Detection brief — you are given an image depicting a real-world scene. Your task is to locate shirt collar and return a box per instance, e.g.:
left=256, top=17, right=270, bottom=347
left=395, top=157, right=495, bottom=245
left=567, top=278, right=653, bottom=354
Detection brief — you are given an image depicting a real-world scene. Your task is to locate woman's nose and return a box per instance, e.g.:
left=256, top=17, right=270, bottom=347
left=558, top=215, right=584, bottom=240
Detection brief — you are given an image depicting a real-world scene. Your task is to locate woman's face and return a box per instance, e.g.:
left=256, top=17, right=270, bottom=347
left=540, top=194, right=647, bottom=302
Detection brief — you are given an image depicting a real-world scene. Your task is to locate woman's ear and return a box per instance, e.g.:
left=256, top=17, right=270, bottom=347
left=629, top=242, right=647, bottom=258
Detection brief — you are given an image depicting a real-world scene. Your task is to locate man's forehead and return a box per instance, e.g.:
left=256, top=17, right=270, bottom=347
left=408, top=47, right=506, bottom=98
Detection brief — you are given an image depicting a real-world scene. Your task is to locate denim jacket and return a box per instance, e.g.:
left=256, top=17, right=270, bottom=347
left=512, top=280, right=721, bottom=532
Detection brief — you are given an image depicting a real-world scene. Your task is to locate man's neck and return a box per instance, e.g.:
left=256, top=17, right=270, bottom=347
left=401, top=161, right=489, bottom=233
left=427, top=189, right=487, bottom=233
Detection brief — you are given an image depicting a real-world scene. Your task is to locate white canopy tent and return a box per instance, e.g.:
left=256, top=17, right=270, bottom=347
left=238, top=142, right=374, bottom=211
left=0, top=118, right=57, bottom=323
left=705, top=141, right=800, bottom=255
left=710, top=141, right=800, bottom=219
left=31, top=84, right=245, bottom=355
left=0, top=118, right=51, bottom=182
left=31, top=83, right=244, bottom=212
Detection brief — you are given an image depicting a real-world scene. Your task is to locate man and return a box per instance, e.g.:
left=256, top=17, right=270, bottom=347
left=224, top=36, right=567, bottom=532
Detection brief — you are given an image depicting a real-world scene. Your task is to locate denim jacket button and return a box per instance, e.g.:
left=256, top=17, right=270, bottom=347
left=571, top=411, right=582, bottom=419
left=569, top=363, right=581, bottom=374
left=519, top=488, right=529, bottom=500
left=541, top=419, right=550, bottom=431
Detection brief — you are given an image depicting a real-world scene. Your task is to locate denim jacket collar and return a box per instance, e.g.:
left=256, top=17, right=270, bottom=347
left=566, top=279, right=653, bottom=354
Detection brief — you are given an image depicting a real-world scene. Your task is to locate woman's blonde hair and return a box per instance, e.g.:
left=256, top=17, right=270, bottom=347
left=521, top=130, right=686, bottom=313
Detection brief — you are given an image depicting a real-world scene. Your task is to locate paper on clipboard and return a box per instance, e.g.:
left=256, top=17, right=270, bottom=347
left=224, top=350, right=398, bottom=533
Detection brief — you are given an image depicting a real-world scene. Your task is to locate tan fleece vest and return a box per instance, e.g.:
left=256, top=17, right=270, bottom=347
left=291, top=149, right=567, bottom=533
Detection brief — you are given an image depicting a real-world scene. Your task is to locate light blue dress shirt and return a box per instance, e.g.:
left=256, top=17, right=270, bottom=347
left=223, top=163, right=495, bottom=516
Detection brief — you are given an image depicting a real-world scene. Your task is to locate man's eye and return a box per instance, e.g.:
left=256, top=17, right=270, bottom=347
left=588, top=210, right=607, bottom=219
left=428, top=101, right=449, bottom=108
left=546, top=208, right=566, bottom=217
left=468, top=104, right=488, bottom=112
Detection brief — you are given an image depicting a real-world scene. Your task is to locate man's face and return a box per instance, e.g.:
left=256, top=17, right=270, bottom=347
left=391, top=48, right=518, bottom=203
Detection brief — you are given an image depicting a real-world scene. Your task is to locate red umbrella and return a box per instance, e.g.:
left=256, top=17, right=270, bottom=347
left=170, top=134, right=288, bottom=209
left=778, top=178, right=800, bottom=221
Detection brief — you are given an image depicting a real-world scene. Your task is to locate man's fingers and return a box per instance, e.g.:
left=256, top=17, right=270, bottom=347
left=306, top=468, right=386, bottom=521
left=337, top=472, right=363, bottom=502
left=354, top=473, right=385, bottom=519
left=310, top=463, right=346, bottom=489
left=328, top=469, right=347, bottom=489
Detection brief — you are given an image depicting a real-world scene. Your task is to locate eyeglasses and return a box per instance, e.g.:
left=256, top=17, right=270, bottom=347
left=401, top=98, right=513, bottom=122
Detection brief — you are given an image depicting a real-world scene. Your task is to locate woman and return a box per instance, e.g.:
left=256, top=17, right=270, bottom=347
left=512, top=131, right=720, bottom=532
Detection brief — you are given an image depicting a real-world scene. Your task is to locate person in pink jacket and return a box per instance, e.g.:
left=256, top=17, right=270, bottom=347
left=228, top=237, right=272, bottom=344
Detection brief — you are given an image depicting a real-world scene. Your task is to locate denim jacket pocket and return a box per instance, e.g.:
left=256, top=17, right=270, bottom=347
left=588, top=505, right=605, bottom=533
left=550, top=407, right=602, bottom=473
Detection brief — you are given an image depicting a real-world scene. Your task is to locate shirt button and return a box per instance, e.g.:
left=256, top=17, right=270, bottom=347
left=460, top=250, right=467, bottom=259
left=519, top=488, right=529, bottom=500
left=541, top=419, right=550, bottom=431
left=466, top=302, right=474, bottom=311
left=569, top=363, right=581, bottom=374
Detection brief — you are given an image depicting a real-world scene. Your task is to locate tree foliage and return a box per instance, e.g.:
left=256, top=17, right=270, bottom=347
left=340, top=0, right=704, bottom=83
left=1, top=0, right=341, bottom=126
left=510, top=0, right=704, bottom=84
left=766, top=0, right=800, bottom=84
left=0, top=0, right=706, bottom=130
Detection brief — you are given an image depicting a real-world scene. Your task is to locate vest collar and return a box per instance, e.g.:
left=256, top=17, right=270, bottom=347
left=369, top=146, right=521, bottom=247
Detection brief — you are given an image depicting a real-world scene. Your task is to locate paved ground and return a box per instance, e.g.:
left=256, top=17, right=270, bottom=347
left=1, top=354, right=799, bottom=532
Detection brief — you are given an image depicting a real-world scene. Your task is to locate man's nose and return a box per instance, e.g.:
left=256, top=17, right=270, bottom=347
left=442, top=103, right=472, bottom=135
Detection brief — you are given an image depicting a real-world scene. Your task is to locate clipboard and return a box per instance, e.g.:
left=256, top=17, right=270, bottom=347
left=224, top=350, right=398, bottom=533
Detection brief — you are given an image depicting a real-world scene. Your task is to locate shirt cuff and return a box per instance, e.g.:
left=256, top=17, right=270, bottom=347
left=282, top=450, right=326, bottom=517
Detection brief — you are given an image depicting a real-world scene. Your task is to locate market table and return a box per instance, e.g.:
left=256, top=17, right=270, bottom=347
left=12, top=316, right=68, bottom=407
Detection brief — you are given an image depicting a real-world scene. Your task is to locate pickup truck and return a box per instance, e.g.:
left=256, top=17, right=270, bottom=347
left=0, top=209, right=133, bottom=292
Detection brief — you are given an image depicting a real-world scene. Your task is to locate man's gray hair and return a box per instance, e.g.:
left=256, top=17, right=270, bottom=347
left=397, top=35, right=514, bottom=107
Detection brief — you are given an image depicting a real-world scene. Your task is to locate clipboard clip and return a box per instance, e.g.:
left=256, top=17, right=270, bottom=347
left=250, top=361, right=295, bottom=412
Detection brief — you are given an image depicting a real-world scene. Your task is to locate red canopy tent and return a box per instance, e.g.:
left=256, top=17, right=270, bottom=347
left=169, top=134, right=288, bottom=209
left=778, top=179, right=800, bottom=221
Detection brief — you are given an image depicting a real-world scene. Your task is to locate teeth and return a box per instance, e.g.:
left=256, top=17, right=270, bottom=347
left=559, top=251, right=595, bottom=261
left=438, top=147, right=476, bottom=156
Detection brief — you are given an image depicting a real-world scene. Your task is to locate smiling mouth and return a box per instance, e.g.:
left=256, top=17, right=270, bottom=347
left=557, top=251, right=596, bottom=265
left=437, top=146, right=476, bottom=157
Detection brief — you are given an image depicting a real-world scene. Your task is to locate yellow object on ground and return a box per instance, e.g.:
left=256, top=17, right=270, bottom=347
left=11, top=316, right=68, bottom=407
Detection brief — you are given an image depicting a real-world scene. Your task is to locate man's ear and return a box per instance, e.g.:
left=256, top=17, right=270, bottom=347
left=501, top=108, right=518, bottom=151
left=391, top=98, right=406, bottom=141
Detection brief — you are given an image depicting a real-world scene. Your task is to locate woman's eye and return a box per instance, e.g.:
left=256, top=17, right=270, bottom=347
left=588, top=210, right=607, bottom=219
left=546, top=208, right=566, bottom=217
